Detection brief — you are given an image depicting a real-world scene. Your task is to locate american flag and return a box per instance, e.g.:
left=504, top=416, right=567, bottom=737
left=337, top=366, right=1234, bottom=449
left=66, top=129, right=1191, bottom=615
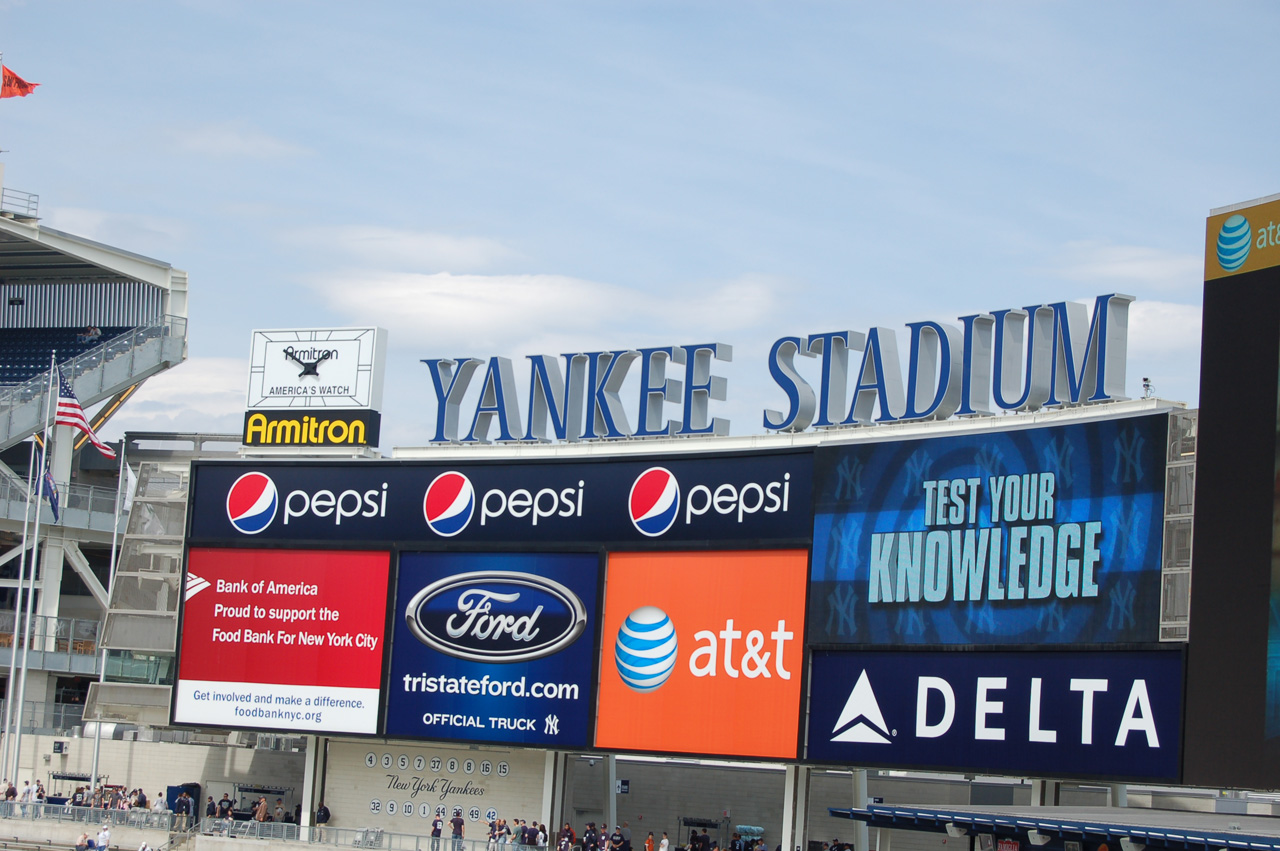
left=55, top=368, right=117, bottom=459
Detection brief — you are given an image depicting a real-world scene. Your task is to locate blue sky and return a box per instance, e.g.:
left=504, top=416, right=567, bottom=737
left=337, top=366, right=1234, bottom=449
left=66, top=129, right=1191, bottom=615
left=2, top=2, right=1269, bottom=448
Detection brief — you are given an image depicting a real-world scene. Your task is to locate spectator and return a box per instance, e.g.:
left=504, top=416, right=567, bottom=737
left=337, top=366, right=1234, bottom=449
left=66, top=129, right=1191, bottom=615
left=274, top=798, right=285, bottom=823
left=97, top=824, right=111, bottom=850
left=451, top=809, right=466, bottom=851
left=315, top=801, right=331, bottom=841
left=174, top=793, right=190, bottom=831
left=254, top=796, right=268, bottom=823
left=205, top=796, right=216, bottom=819
left=76, top=833, right=89, bottom=851
left=216, top=794, right=233, bottom=819
left=151, top=794, right=167, bottom=815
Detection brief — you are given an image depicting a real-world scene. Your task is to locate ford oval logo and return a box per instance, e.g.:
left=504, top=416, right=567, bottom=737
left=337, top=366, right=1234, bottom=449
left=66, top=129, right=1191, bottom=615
left=405, top=571, right=588, bottom=663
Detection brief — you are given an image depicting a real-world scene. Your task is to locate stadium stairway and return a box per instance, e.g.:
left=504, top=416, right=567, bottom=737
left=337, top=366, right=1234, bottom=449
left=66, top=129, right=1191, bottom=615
left=0, top=315, right=188, bottom=538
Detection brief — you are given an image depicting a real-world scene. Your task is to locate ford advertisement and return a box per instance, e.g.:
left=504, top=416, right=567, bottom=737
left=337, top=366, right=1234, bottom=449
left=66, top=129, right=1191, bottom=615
left=383, top=552, right=602, bottom=747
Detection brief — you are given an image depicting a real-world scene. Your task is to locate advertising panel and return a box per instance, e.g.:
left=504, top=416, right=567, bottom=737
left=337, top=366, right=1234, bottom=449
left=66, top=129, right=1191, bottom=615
left=242, top=409, right=381, bottom=447
left=385, top=552, right=600, bottom=747
left=807, top=649, right=1183, bottom=781
left=594, top=550, right=807, bottom=760
left=246, top=327, right=386, bottom=411
left=189, top=451, right=812, bottom=546
left=1185, top=194, right=1280, bottom=789
left=809, top=414, right=1167, bottom=646
left=174, top=548, right=391, bottom=734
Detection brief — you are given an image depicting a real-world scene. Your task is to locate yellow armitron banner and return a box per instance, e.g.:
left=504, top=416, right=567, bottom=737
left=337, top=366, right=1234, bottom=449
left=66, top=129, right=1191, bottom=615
left=1206, top=193, right=1280, bottom=280
left=243, top=409, right=381, bottom=447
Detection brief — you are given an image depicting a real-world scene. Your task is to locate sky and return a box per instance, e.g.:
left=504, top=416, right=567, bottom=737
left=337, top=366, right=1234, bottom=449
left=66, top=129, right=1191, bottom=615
left=1, top=2, right=1269, bottom=449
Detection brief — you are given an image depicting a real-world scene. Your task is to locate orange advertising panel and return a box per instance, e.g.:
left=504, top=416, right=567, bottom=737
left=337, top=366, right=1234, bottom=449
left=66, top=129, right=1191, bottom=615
left=595, top=550, right=808, bottom=759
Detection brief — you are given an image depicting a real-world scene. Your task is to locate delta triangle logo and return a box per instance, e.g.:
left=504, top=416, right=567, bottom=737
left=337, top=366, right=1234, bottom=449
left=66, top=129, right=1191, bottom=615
left=184, top=573, right=211, bottom=603
left=830, top=669, right=892, bottom=744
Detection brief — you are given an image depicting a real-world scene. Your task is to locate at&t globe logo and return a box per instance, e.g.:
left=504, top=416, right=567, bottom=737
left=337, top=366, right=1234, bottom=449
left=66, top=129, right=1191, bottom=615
left=1217, top=213, right=1252, bottom=271
left=423, top=471, right=475, bottom=537
left=226, top=472, right=278, bottom=535
left=629, top=467, right=679, bottom=537
left=615, top=606, right=678, bottom=692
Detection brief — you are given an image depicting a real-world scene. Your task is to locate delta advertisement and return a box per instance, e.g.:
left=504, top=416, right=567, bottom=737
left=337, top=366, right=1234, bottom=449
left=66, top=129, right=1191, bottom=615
left=806, top=649, right=1184, bottom=781
left=594, top=550, right=808, bottom=760
left=173, top=548, right=391, bottom=735
left=809, top=414, right=1168, bottom=646
left=188, top=451, right=812, bottom=546
left=384, top=552, right=601, bottom=748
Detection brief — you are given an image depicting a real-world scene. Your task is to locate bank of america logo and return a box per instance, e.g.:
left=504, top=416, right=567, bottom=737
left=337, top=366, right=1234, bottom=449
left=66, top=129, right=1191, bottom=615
left=831, top=669, right=892, bottom=744
left=184, top=574, right=211, bottom=602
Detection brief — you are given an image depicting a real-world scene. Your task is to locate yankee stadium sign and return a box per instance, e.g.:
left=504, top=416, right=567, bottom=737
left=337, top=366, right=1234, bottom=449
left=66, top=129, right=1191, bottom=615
left=422, top=293, right=1132, bottom=444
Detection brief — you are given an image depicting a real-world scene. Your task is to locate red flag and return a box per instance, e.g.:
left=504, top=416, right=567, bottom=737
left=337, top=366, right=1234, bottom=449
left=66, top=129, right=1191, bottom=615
left=1, top=66, right=38, bottom=99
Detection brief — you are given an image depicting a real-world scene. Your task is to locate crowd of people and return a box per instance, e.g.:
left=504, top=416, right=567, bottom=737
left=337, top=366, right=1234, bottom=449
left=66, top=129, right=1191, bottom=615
left=453, top=819, right=771, bottom=851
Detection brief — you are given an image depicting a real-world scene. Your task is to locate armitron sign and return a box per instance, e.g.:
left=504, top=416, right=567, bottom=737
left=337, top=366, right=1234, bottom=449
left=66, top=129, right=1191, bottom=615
left=242, top=410, right=381, bottom=447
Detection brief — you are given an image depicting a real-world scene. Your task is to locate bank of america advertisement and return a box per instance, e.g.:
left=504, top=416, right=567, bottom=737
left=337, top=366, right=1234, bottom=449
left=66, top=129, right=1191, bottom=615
left=174, top=548, right=391, bottom=734
left=809, top=414, right=1167, bottom=646
left=384, top=552, right=601, bottom=748
left=806, top=649, right=1184, bottom=781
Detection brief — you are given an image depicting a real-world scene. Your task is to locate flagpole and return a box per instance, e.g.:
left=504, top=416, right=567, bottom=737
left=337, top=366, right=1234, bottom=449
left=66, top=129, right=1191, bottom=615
left=11, top=354, right=57, bottom=783
left=0, top=437, right=36, bottom=780
left=89, top=439, right=127, bottom=796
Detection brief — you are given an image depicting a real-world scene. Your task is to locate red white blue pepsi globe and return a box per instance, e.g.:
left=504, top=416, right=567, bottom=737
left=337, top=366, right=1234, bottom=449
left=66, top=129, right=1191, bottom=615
left=226, top=471, right=277, bottom=535
left=615, top=606, right=678, bottom=692
left=629, top=467, right=680, bottom=537
left=423, top=471, right=475, bottom=537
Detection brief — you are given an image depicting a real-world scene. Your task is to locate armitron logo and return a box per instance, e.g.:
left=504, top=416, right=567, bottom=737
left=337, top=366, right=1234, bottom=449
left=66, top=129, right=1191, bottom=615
left=423, top=472, right=475, bottom=537
left=831, top=670, right=892, bottom=744
left=226, top=472, right=278, bottom=535
left=629, top=468, right=680, bottom=537
left=405, top=570, right=587, bottom=662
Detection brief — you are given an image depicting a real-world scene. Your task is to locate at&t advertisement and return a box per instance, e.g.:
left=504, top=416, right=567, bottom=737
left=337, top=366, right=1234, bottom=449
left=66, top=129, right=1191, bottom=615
left=594, top=550, right=808, bottom=760
left=384, top=552, right=601, bottom=747
left=809, top=414, right=1167, bottom=646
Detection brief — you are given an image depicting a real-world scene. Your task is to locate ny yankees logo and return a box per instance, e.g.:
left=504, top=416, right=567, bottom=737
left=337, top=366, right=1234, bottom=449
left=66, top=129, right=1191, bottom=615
left=825, top=515, right=861, bottom=573
left=1112, top=428, right=1145, bottom=484
left=1036, top=600, right=1066, bottom=634
left=1041, top=436, right=1075, bottom=489
left=903, top=450, right=933, bottom=497
left=974, top=444, right=1005, bottom=481
left=1107, top=579, right=1137, bottom=629
left=965, top=601, right=998, bottom=635
left=1109, top=503, right=1144, bottom=558
left=894, top=605, right=925, bottom=637
left=826, top=584, right=858, bottom=637
left=834, top=455, right=865, bottom=501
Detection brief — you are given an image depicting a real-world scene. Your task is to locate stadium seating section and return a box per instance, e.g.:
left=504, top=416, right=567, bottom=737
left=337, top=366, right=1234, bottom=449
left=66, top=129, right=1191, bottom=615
left=0, top=327, right=131, bottom=386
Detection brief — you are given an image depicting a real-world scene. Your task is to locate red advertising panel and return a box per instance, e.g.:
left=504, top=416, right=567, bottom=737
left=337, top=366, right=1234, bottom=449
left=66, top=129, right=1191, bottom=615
left=174, top=547, right=390, bottom=734
left=595, top=550, right=808, bottom=759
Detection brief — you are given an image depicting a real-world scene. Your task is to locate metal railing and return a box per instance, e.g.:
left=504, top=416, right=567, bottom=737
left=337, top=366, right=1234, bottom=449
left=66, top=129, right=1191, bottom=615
left=0, top=613, right=102, bottom=656
left=0, top=699, right=86, bottom=734
left=0, top=800, right=174, bottom=830
left=0, top=473, right=123, bottom=522
left=195, top=819, right=519, bottom=850
left=0, top=188, right=38, bottom=218
left=0, top=314, right=188, bottom=447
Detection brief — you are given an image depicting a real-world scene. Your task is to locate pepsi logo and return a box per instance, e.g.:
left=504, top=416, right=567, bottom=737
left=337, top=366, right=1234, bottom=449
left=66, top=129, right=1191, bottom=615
left=629, top=467, right=680, bottom=537
left=226, top=472, right=278, bottom=535
left=423, top=471, right=475, bottom=537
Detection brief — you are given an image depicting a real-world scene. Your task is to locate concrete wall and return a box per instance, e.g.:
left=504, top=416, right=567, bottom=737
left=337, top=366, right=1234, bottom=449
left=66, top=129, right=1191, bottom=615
left=321, top=740, right=548, bottom=835
left=0, top=732, right=305, bottom=806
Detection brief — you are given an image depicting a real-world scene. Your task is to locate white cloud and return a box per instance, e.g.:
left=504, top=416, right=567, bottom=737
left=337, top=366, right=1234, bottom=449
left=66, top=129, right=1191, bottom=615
left=1050, top=241, right=1202, bottom=294
left=283, top=226, right=515, bottom=272
left=311, top=270, right=783, bottom=353
left=166, top=122, right=312, bottom=159
left=98, top=357, right=247, bottom=440
left=44, top=207, right=186, bottom=258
